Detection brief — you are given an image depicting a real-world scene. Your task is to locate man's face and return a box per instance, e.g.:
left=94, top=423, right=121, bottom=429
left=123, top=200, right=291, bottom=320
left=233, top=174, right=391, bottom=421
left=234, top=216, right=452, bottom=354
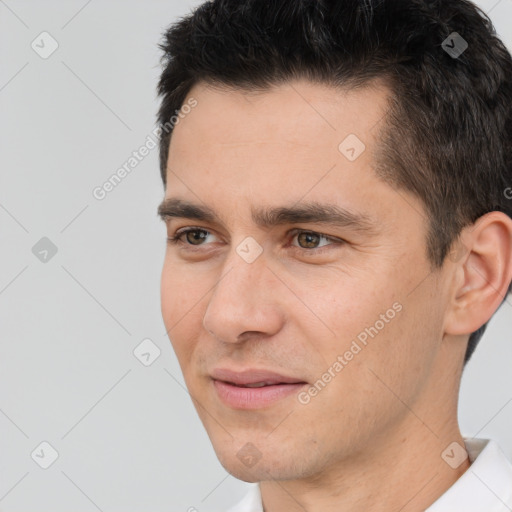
left=160, top=79, right=452, bottom=481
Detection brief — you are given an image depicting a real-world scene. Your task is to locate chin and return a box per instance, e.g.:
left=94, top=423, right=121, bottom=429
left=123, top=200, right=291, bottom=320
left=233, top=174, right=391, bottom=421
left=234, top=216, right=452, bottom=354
left=223, top=466, right=263, bottom=483
left=213, top=443, right=317, bottom=483
left=219, top=458, right=282, bottom=482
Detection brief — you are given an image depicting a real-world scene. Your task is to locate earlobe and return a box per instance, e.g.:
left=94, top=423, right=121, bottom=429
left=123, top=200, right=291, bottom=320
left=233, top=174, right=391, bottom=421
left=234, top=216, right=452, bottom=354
left=444, top=211, right=512, bottom=337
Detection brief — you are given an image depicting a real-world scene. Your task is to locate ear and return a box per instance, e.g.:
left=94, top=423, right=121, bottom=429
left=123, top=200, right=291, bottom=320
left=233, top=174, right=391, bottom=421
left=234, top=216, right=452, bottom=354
left=444, top=211, right=512, bottom=336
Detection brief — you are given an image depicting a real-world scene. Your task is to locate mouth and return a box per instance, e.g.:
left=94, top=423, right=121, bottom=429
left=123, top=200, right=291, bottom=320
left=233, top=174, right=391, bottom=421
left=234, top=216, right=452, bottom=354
left=210, top=368, right=308, bottom=409
left=224, top=381, right=291, bottom=388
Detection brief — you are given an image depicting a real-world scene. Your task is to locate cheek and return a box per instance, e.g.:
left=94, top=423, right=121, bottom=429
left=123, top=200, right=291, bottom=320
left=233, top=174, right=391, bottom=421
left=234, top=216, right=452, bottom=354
left=295, top=274, right=394, bottom=353
left=160, top=257, right=201, bottom=363
left=160, top=258, right=181, bottom=326
left=160, top=256, right=206, bottom=320
left=297, top=270, right=418, bottom=396
left=317, top=275, right=440, bottom=408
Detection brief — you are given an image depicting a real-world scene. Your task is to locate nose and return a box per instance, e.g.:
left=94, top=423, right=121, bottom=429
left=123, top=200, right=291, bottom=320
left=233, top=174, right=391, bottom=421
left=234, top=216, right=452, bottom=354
left=202, top=247, right=285, bottom=344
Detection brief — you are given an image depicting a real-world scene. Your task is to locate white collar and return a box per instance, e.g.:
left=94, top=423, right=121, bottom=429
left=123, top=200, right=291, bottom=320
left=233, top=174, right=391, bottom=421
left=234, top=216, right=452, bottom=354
left=226, top=438, right=512, bottom=512
left=426, top=437, right=512, bottom=511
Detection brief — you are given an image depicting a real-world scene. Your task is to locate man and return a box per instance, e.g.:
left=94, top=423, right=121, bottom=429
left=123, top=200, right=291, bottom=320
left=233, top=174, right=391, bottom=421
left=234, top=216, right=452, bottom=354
left=156, top=0, right=512, bottom=510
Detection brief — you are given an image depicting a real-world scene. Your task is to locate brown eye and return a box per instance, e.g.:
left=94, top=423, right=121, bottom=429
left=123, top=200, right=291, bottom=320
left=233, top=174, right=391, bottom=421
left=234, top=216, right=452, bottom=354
left=297, top=232, right=322, bottom=249
left=167, top=228, right=213, bottom=246
left=184, top=229, right=208, bottom=245
left=290, top=230, right=342, bottom=252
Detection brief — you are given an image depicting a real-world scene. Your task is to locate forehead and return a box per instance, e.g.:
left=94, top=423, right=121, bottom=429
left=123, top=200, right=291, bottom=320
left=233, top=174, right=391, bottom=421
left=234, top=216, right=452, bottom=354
left=166, top=78, right=390, bottom=188
left=163, top=79, right=419, bottom=233
left=169, top=78, right=391, bottom=153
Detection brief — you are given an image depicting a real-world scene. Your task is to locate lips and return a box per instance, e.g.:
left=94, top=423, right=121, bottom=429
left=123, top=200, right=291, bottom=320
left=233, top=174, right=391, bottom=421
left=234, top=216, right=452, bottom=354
left=210, top=368, right=306, bottom=387
left=236, top=381, right=281, bottom=388
left=210, top=368, right=308, bottom=409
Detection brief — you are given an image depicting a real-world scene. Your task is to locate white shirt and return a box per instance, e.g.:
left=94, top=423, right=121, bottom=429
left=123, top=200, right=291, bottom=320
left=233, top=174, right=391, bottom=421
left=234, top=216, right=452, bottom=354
left=226, top=438, right=512, bottom=512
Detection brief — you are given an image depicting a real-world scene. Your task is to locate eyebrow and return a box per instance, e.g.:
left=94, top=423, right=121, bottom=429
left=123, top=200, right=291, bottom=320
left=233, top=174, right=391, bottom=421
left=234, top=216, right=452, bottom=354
left=157, top=198, right=379, bottom=236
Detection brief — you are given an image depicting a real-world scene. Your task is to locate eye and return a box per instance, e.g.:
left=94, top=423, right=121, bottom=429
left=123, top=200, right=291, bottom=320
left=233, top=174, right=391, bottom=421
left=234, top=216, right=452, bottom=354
left=289, top=229, right=341, bottom=251
left=167, top=227, right=343, bottom=253
left=167, top=227, right=217, bottom=246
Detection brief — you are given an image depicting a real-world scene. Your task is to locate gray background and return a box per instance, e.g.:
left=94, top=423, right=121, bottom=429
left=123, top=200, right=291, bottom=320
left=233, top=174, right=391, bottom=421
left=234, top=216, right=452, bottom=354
left=0, top=1, right=511, bottom=511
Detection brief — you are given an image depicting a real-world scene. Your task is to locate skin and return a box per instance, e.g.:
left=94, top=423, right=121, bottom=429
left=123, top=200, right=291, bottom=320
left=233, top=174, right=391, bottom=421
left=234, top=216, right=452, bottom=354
left=159, top=78, right=512, bottom=512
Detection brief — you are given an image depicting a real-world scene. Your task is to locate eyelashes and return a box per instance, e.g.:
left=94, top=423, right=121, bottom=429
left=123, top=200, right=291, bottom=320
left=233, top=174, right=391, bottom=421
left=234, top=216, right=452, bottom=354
left=167, top=227, right=345, bottom=255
